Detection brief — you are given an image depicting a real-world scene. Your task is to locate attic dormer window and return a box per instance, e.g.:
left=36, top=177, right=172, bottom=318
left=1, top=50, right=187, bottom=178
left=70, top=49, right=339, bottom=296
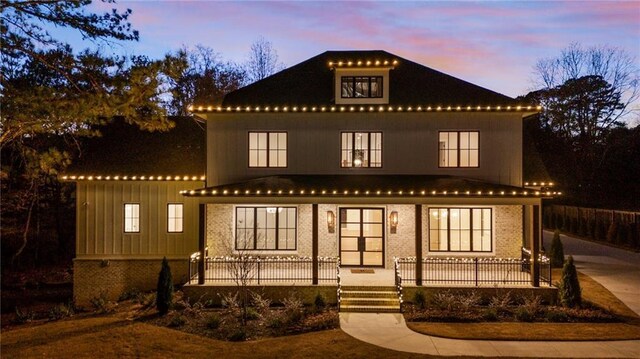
left=341, top=76, right=383, bottom=98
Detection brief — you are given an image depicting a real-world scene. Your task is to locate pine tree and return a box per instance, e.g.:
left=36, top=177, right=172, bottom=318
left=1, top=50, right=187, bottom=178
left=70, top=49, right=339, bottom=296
left=559, top=255, right=581, bottom=308
left=157, top=257, right=174, bottom=316
left=549, top=230, right=565, bottom=268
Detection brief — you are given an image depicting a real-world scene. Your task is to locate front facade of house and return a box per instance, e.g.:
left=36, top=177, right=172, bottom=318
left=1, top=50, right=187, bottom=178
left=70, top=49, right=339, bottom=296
left=66, top=50, right=555, bottom=306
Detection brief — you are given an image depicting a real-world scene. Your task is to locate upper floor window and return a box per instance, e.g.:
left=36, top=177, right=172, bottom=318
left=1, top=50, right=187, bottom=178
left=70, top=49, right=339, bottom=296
left=235, top=206, right=297, bottom=251
left=249, top=132, right=287, bottom=167
left=124, top=203, right=140, bottom=233
left=341, top=76, right=383, bottom=98
left=341, top=132, right=382, bottom=168
left=439, top=131, right=479, bottom=168
left=167, top=203, right=183, bottom=233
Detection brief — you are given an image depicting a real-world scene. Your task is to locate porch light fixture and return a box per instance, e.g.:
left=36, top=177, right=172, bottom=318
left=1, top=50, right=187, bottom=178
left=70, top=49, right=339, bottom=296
left=327, top=211, right=336, bottom=233
left=389, top=211, right=399, bottom=234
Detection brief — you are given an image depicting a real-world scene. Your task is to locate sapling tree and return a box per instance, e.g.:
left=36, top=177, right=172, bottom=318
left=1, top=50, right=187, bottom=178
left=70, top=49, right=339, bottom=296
left=559, top=255, right=581, bottom=308
left=549, top=230, right=565, bottom=268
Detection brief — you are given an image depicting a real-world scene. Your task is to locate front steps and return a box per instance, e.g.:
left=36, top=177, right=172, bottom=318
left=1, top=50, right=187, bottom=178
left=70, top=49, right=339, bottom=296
left=339, top=286, right=401, bottom=313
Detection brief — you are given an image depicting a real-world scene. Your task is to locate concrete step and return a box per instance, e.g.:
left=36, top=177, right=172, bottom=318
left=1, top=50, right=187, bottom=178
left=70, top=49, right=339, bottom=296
left=340, top=290, right=398, bottom=299
left=340, top=304, right=401, bottom=313
left=341, top=298, right=400, bottom=306
left=341, top=285, right=396, bottom=291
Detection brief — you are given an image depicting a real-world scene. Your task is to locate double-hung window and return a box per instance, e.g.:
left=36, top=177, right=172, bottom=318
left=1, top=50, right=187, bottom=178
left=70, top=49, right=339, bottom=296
left=429, top=208, right=492, bottom=252
left=235, top=207, right=297, bottom=250
left=167, top=203, right=183, bottom=233
left=249, top=132, right=287, bottom=167
left=439, top=131, right=479, bottom=167
left=124, top=203, right=140, bottom=233
left=341, top=132, right=382, bottom=168
left=341, top=76, right=383, bottom=98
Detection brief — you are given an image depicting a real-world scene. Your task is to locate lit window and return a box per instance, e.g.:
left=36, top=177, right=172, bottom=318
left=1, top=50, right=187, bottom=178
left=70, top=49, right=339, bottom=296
left=124, top=204, right=140, bottom=233
left=168, top=203, right=183, bottom=233
left=429, top=208, right=491, bottom=252
left=439, top=131, right=479, bottom=167
left=249, top=132, right=287, bottom=167
left=235, top=207, right=297, bottom=250
left=341, top=132, right=382, bottom=168
left=341, top=76, right=383, bottom=98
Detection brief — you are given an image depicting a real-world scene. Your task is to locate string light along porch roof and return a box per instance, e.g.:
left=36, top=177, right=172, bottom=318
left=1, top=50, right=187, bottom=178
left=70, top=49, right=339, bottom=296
left=61, top=175, right=206, bottom=182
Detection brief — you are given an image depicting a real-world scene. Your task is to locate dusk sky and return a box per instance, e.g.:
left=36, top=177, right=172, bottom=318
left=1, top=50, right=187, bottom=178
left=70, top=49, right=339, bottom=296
left=57, top=1, right=639, bottom=113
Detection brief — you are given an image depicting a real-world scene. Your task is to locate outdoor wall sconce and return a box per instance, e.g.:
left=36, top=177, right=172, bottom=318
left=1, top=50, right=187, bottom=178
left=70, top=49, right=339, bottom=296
left=327, top=210, right=336, bottom=233
left=389, top=211, right=399, bottom=234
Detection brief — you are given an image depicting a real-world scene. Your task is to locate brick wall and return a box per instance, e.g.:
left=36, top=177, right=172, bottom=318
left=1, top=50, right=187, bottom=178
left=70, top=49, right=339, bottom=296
left=73, top=258, right=188, bottom=308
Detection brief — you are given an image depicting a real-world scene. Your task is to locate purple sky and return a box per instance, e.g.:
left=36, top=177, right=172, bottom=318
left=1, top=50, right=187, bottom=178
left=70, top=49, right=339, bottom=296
left=55, top=1, right=639, bottom=109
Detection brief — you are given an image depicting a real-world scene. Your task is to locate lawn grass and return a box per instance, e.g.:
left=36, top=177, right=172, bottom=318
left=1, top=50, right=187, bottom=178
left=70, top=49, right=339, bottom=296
left=407, top=270, right=640, bottom=341
left=0, top=313, right=444, bottom=359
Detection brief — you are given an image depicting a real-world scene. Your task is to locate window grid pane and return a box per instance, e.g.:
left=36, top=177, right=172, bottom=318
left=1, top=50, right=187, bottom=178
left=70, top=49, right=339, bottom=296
left=168, top=204, right=183, bottom=233
left=249, top=132, right=287, bottom=168
left=340, top=76, right=383, bottom=98
left=439, top=131, right=479, bottom=168
left=428, top=208, right=491, bottom=252
left=124, top=204, right=140, bottom=233
left=235, top=207, right=297, bottom=251
left=341, top=132, right=382, bottom=168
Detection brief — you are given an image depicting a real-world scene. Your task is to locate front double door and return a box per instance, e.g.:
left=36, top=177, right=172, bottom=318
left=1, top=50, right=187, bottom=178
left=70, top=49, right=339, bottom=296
left=339, top=208, right=384, bottom=267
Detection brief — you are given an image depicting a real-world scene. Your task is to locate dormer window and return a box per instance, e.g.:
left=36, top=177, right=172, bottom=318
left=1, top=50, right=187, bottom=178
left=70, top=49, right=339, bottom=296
left=341, top=76, right=383, bottom=98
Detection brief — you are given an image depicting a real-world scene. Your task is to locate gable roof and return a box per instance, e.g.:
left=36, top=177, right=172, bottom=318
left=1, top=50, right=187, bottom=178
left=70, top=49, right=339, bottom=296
left=64, top=116, right=206, bottom=177
left=221, top=50, right=518, bottom=107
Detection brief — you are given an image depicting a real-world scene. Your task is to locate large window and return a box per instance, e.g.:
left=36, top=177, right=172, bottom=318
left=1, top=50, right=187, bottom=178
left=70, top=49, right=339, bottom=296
left=341, top=132, right=382, bottom=168
left=249, top=132, right=287, bottom=167
left=341, top=76, right=383, bottom=98
left=167, top=203, right=183, bottom=233
left=439, top=131, right=479, bottom=167
left=429, top=208, right=492, bottom=252
left=235, top=207, right=297, bottom=250
left=124, top=203, right=140, bottom=233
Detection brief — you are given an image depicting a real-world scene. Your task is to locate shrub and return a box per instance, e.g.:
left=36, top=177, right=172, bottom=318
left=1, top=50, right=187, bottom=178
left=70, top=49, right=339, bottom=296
left=413, top=290, right=427, bottom=309
left=90, top=292, right=115, bottom=313
left=283, top=295, right=304, bottom=324
left=168, top=315, right=186, bottom=327
left=313, top=292, right=327, bottom=310
left=118, top=288, right=142, bottom=302
left=545, top=309, right=569, bottom=322
left=206, top=313, right=221, bottom=329
left=559, top=256, right=582, bottom=308
left=483, top=308, right=499, bottom=321
left=156, top=257, right=174, bottom=316
left=227, top=328, right=247, bottom=341
left=49, top=302, right=74, bottom=320
left=245, top=307, right=260, bottom=321
left=606, top=221, right=618, bottom=243
left=14, top=307, right=35, bottom=324
left=250, top=291, right=271, bottom=316
left=140, top=293, right=156, bottom=309
left=522, top=295, right=542, bottom=317
left=549, top=230, right=565, bottom=268
left=221, top=292, right=241, bottom=318
left=515, top=307, right=534, bottom=322
left=458, top=291, right=481, bottom=311
left=432, top=290, right=458, bottom=311
left=489, top=290, right=513, bottom=313
left=266, top=314, right=285, bottom=329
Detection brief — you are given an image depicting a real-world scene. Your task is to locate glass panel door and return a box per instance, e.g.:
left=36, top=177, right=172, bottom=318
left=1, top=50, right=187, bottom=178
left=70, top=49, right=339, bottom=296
left=339, top=208, right=384, bottom=267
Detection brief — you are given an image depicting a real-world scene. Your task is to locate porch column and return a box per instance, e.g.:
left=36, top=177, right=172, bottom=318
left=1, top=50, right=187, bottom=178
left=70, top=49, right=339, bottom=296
left=312, top=204, right=319, bottom=285
left=530, top=204, right=541, bottom=287
left=415, top=204, right=423, bottom=286
left=198, top=203, right=206, bottom=285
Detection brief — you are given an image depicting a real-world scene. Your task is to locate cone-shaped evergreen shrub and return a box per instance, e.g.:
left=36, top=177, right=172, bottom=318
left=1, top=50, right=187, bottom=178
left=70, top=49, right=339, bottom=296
left=157, top=257, right=173, bottom=316
left=559, top=255, right=581, bottom=308
left=549, top=230, right=564, bottom=268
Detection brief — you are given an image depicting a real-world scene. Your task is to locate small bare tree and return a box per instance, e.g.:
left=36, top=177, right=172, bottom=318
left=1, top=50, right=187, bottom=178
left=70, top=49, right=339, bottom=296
left=224, top=229, right=260, bottom=326
left=245, top=37, right=285, bottom=84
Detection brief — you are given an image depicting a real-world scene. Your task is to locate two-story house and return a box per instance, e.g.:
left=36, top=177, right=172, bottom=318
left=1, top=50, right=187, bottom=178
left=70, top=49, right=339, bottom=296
left=65, top=50, right=555, bottom=307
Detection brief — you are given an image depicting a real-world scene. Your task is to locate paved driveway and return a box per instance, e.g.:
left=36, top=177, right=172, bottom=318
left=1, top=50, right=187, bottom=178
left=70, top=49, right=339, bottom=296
left=543, top=230, right=640, bottom=315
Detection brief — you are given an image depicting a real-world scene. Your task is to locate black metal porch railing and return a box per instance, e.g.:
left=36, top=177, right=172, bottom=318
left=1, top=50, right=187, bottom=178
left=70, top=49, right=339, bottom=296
left=393, top=257, right=404, bottom=312
left=188, top=255, right=339, bottom=285
left=521, top=247, right=553, bottom=285
left=397, top=255, right=552, bottom=287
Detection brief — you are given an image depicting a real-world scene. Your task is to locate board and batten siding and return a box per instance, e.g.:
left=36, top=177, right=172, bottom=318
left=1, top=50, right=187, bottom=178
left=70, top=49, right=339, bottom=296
left=75, top=181, right=203, bottom=258
left=205, top=112, right=524, bottom=187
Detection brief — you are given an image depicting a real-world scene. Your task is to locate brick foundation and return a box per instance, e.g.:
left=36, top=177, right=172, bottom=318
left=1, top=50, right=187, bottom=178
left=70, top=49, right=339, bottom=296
left=73, top=258, right=189, bottom=308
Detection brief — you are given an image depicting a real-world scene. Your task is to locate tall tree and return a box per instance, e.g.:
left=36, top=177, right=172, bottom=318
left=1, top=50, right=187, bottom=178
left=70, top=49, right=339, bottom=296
left=166, top=45, right=246, bottom=116
left=245, top=37, right=285, bottom=84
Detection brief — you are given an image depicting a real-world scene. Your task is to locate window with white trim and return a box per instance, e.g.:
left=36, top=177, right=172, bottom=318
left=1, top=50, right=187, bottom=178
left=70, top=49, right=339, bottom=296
left=235, top=207, right=297, bottom=250
left=429, top=208, right=492, bottom=252
left=341, top=132, right=382, bottom=168
left=167, top=203, right=183, bottom=233
left=124, top=203, right=140, bottom=233
left=439, top=131, right=479, bottom=167
left=249, top=132, right=287, bottom=167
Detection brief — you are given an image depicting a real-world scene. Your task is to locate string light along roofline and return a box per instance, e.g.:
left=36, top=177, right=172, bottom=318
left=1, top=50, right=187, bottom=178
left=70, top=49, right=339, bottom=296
left=60, top=175, right=206, bottom=182
left=188, top=104, right=542, bottom=113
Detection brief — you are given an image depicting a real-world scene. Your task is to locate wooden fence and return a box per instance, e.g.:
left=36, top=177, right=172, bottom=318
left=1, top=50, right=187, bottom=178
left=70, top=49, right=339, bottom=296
left=544, top=205, right=640, bottom=226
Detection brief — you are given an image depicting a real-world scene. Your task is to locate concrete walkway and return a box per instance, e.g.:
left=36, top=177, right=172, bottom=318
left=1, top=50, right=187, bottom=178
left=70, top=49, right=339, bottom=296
left=542, top=230, right=640, bottom=316
left=340, top=312, right=640, bottom=357
left=340, top=232, right=640, bottom=357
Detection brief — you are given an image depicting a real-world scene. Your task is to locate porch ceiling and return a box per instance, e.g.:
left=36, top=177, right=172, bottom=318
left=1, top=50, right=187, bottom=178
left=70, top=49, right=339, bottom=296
left=180, top=175, right=558, bottom=200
